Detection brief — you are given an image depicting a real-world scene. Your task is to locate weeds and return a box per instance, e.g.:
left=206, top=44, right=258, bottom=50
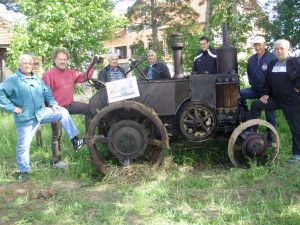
left=0, top=113, right=300, bottom=224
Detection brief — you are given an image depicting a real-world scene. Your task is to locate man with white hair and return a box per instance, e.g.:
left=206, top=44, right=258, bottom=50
left=241, top=36, right=277, bottom=129
left=0, top=54, right=85, bottom=181
left=144, top=50, right=171, bottom=80
left=98, top=53, right=125, bottom=82
left=249, top=39, right=300, bottom=163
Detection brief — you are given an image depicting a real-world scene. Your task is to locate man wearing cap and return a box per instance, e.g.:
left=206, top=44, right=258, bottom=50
left=240, top=36, right=277, bottom=129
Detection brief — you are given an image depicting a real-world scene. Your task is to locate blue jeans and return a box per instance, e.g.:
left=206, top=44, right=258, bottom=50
left=240, top=87, right=277, bottom=128
left=16, top=107, right=78, bottom=173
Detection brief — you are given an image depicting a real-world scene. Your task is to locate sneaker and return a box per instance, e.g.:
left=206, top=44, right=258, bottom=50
left=71, top=136, right=85, bottom=152
left=53, top=161, right=69, bottom=169
left=288, top=154, right=300, bottom=163
left=17, top=172, right=28, bottom=182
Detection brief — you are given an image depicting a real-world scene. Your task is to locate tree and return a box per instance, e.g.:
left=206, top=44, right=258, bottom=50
left=6, top=0, right=127, bottom=70
left=200, top=0, right=266, bottom=77
left=257, top=0, right=300, bottom=50
left=127, top=0, right=201, bottom=51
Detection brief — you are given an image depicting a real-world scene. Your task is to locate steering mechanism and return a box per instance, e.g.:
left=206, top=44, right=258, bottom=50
left=86, top=55, right=106, bottom=90
left=125, top=56, right=148, bottom=80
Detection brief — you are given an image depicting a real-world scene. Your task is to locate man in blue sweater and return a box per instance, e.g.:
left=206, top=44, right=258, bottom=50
left=0, top=54, right=84, bottom=181
left=241, top=36, right=277, bottom=128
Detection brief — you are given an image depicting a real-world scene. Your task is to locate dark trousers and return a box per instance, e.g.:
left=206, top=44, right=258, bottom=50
left=51, top=101, right=93, bottom=162
left=241, top=87, right=277, bottom=128
left=250, top=98, right=300, bottom=155
left=64, top=101, right=93, bottom=130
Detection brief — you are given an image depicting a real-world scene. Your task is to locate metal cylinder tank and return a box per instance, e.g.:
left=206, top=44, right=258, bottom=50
left=171, top=32, right=184, bottom=79
left=217, top=23, right=238, bottom=74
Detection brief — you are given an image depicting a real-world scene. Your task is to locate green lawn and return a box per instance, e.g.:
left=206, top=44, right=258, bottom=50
left=0, top=111, right=299, bottom=225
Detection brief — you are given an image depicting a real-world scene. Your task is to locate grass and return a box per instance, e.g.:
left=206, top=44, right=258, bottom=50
left=0, top=110, right=300, bottom=225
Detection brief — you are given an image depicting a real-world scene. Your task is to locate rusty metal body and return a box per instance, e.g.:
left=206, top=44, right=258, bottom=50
left=87, top=73, right=279, bottom=173
left=85, top=25, right=280, bottom=174
left=90, top=73, right=240, bottom=136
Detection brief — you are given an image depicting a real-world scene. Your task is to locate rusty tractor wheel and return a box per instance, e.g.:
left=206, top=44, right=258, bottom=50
left=179, top=102, right=217, bottom=142
left=86, top=101, right=169, bottom=174
left=228, top=119, right=280, bottom=167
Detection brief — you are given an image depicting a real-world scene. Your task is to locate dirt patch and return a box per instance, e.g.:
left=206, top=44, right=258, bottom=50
left=0, top=181, right=58, bottom=204
left=80, top=184, right=120, bottom=203
left=125, top=214, right=145, bottom=225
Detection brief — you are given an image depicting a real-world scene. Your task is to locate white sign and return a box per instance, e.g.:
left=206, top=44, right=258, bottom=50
left=106, top=76, right=140, bottom=103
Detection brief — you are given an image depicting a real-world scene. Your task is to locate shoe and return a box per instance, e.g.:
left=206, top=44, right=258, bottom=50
left=288, top=155, right=300, bottom=163
left=18, top=172, right=28, bottom=182
left=53, top=161, right=69, bottom=169
left=71, top=136, right=85, bottom=152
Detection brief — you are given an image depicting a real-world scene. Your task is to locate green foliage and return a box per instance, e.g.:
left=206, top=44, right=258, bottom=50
left=127, top=0, right=201, bottom=51
left=6, top=0, right=127, bottom=70
left=257, top=0, right=300, bottom=50
left=208, top=0, right=262, bottom=52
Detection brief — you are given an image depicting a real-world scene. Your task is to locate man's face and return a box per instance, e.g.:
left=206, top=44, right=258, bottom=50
left=54, top=52, right=69, bottom=70
left=253, top=43, right=266, bottom=56
left=19, top=56, right=33, bottom=76
left=147, top=53, right=157, bottom=64
left=199, top=40, right=210, bottom=51
left=274, top=43, right=289, bottom=61
left=108, top=56, right=119, bottom=68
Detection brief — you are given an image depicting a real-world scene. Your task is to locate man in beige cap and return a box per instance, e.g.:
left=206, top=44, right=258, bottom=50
left=240, top=36, right=277, bottom=130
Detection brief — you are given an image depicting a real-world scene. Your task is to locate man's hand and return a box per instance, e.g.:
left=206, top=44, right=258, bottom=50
left=14, top=107, right=22, bottom=114
left=260, top=95, right=269, bottom=104
left=92, top=55, right=104, bottom=65
left=51, top=105, right=62, bottom=111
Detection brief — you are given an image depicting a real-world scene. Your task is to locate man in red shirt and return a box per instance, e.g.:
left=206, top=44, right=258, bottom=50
left=43, top=49, right=95, bottom=169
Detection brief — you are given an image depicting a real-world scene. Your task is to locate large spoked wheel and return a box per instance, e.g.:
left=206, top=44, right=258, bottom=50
left=179, top=102, right=217, bottom=142
left=86, top=101, right=169, bottom=174
left=228, top=119, right=280, bottom=167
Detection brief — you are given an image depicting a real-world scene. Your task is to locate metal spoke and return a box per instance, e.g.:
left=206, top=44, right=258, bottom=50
left=91, top=135, right=108, bottom=144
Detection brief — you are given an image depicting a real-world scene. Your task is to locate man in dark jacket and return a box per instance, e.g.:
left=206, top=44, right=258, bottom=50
left=144, top=50, right=171, bottom=80
left=249, top=39, right=300, bottom=163
left=192, top=36, right=217, bottom=74
left=98, top=53, right=125, bottom=82
left=241, top=36, right=277, bottom=128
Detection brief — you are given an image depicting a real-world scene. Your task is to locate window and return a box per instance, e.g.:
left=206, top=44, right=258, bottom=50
left=130, top=42, right=144, bottom=56
left=115, top=46, right=127, bottom=59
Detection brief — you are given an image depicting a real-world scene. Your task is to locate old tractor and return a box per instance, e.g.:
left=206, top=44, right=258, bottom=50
left=85, top=26, right=280, bottom=174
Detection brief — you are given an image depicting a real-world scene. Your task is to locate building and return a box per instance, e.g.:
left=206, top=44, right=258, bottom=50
left=103, top=0, right=207, bottom=71
left=0, top=16, right=12, bottom=81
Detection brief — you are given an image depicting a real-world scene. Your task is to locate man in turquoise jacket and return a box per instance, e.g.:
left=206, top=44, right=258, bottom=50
left=0, top=54, right=85, bottom=181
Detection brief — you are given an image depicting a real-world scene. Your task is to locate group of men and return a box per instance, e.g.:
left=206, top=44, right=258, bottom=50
left=0, top=48, right=171, bottom=182
left=192, top=36, right=300, bottom=164
left=98, top=50, right=171, bottom=82
left=0, top=35, right=299, bottom=182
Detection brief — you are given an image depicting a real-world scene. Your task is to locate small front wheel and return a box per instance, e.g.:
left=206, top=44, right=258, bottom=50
left=228, top=119, right=280, bottom=167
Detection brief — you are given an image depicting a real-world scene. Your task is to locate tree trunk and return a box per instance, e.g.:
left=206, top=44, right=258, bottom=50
left=204, top=0, right=211, bottom=33
left=150, top=0, right=158, bottom=51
